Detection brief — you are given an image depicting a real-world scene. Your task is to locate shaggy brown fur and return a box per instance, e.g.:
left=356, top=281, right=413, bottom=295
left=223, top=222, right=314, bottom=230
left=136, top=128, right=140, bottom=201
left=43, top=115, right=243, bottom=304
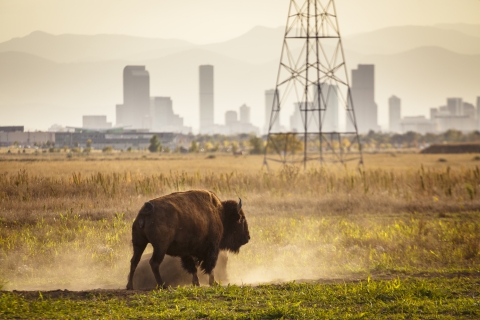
left=133, top=251, right=229, bottom=290
left=126, top=189, right=250, bottom=290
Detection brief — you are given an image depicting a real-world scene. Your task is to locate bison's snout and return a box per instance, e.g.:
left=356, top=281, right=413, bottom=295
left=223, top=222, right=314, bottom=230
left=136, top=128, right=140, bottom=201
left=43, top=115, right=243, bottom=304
left=244, top=233, right=250, bottom=244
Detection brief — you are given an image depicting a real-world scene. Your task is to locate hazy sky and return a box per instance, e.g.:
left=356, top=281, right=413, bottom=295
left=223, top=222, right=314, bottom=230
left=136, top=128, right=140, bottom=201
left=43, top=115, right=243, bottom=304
left=1, top=0, right=480, bottom=44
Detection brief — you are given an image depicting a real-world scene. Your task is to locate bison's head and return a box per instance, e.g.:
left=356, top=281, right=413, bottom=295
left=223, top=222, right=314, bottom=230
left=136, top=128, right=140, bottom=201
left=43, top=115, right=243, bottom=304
left=220, top=198, right=250, bottom=253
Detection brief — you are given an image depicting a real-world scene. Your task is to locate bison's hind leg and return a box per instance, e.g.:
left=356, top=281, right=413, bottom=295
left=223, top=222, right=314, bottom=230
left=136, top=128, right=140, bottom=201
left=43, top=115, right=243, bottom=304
left=126, top=239, right=148, bottom=290
left=181, top=256, right=200, bottom=286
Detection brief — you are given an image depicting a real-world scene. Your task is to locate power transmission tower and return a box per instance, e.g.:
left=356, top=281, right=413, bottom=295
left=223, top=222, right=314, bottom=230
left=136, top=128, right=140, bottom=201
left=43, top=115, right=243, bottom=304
left=264, top=0, right=363, bottom=169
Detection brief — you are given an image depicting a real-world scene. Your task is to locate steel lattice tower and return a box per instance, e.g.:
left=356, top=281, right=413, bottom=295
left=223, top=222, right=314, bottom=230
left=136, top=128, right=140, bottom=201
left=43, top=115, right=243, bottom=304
left=264, top=0, right=363, bottom=169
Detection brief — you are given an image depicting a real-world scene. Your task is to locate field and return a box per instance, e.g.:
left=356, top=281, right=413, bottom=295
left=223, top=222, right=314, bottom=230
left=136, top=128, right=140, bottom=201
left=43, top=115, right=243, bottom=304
left=1, top=151, right=479, bottom=318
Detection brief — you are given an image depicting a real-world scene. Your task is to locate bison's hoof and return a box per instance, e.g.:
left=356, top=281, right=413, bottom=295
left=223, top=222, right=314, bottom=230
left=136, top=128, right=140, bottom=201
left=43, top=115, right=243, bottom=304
left=155, top=284, right=168, bottom=290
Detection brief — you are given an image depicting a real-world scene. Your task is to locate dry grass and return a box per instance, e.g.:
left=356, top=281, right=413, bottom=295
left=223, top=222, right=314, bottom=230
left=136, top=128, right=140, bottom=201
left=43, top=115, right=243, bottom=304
left=0, top=152, right=479, bottom=290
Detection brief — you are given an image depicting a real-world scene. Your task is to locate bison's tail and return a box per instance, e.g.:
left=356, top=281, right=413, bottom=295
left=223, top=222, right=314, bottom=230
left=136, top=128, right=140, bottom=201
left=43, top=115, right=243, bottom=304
left=137, top=202, right=154, bottom=229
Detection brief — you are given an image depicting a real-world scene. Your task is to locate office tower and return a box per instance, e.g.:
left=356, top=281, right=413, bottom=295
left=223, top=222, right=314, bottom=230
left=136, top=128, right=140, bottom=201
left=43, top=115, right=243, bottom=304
left=447, top=98, right=462, bottom=116
left=290, top=102, right=313, bottom=132
left=265, top=89, right=280, bottom=133
left=116, top=104, right=125, bottom=127
left=225, top=111, right=238, bottom=126
left=462, top=102, right=475, bottom=118
left=388, top=95, right=401, bottom=132
left=315, top=83, right=339, bottom=132
left=351, top=64, right=378, bottom=133
left=118, top=66, right=150, bottom=129
left=199, top=65, right=214, bottom=133
left=290, top=103, right=303, bottom=132
left=151, top=97, right=173, bottom=132
left=239, top=104, right=250, bottom=124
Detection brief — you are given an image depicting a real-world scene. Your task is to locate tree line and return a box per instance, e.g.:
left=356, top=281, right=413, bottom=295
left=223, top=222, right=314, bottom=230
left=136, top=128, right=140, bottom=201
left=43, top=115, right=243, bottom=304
left=148, top=129, right=480, bottom=154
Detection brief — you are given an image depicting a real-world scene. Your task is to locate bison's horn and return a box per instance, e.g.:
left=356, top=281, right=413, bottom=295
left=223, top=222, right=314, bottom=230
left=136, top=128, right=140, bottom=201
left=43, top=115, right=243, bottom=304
left=237, top=198, right=242, bottom=211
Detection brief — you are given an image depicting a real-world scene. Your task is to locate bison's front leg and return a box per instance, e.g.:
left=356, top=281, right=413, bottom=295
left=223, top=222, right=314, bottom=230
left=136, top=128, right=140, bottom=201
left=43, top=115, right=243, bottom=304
left=208, top=271, right=215, bottom=286
left=181, top=256, right=200, bottom=286
left=201, top=245, right=219, bottom=286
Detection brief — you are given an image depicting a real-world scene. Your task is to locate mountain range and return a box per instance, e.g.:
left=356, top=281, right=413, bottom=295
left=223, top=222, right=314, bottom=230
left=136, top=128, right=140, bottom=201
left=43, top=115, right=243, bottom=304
left=0, top=24, right=479, bottom=131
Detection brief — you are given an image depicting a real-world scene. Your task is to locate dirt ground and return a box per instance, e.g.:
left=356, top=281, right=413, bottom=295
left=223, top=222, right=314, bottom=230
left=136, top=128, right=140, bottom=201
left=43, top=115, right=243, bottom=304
left=3, top=271, right=478, bottom=301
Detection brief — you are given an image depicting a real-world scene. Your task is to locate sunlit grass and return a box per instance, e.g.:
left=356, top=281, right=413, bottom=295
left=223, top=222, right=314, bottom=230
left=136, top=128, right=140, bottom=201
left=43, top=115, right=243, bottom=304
left=0, top=152, right=480, bottom=317
left=1, top=278, right=478, bottom=319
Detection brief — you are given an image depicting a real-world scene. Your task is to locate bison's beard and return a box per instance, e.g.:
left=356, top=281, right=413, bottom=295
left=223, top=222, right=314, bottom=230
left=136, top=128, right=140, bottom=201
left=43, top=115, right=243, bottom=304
left=220, top=241, right=243, bottom=254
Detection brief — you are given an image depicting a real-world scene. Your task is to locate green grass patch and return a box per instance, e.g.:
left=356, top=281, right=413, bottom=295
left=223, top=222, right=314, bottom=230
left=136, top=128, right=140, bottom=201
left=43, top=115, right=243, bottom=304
left=1, top=277, right=479, bottom=319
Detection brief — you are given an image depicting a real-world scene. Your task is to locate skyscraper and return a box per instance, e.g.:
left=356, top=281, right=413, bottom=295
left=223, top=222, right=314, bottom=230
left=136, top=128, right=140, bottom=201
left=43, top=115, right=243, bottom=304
left=447, top=98, right=462, bottom=116
left=351, top=65, right=378, bottom=133
left=225, top=111, right=238, bottom=126
left=239, top=104, right=250, bottom=125
left=151, top=97, right=173, bottom=132
left=117, top=66, right=150, bottom=129
left=315, top=83, right=339, bottom=132
left=290, top=102, right=313, bottom=132
left=199, top=65, right=214, bottom=134
left=389, top=95, right=401, bottom=132
left=265, top=89, right=280, bottom=134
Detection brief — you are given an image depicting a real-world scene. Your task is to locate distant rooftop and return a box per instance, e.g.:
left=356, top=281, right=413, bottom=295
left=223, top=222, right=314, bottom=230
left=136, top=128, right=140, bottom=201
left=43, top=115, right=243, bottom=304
left=0, top=126, right=24, bottom=133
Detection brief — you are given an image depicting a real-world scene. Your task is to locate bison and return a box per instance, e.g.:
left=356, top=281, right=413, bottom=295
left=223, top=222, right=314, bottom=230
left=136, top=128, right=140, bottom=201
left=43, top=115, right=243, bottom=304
left=132, top=251, right=229, bottom=290
left=126, top=189, right=250, bottom=290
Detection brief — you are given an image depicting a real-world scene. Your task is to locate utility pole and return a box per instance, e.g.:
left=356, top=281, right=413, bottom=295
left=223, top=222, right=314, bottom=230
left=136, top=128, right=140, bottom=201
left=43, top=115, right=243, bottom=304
left=264, top=0, right=363, bottom=168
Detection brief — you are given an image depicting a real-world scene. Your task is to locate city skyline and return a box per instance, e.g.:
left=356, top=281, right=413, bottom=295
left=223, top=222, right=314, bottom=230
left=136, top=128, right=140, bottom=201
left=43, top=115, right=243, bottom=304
left=0, top=1, right=479, bottom=132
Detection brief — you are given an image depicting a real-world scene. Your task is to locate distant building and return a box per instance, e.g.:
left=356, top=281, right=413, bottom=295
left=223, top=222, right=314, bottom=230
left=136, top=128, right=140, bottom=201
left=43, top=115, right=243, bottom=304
left=430, top=108, right=438, bottom=122
left=264, top=89, right=281, bottom=134
left=82, top=115, right=112, bottom=129
left=447, top=98, right=462, bottom=116
left=350, top=64, right=378, bottom=133
left=462, top=102, right=475, bottom=118
left=316, top=83, right=339, bottom=132
left=0, top=126, right=24, bottom=133
left=222, top=106, right=259, bottom=135
left=116, top=66, right=150, bottom=129
left=239, top=104, right=250, bottom=125
left=48, top=124, right=68, bottom=132
left=430, top=97, right=477, bottom=133
left=388, top=95, right=401, bottom=133
left=290, top=102, right=314, bottom=132
left=151, top=97, right=172, bottom=131
left=55, top=131, right=179, bottom=150
left=400, top=116, right=434, bottom=134
left=199, top=65, right=214, bottom=134
left=151, top=97, right=191, bottom=134
left=225, top=111, right=238, bottom=126
left=434, top=115, right=476, bottom=133
left=0, top=131, right=55, bottom=147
